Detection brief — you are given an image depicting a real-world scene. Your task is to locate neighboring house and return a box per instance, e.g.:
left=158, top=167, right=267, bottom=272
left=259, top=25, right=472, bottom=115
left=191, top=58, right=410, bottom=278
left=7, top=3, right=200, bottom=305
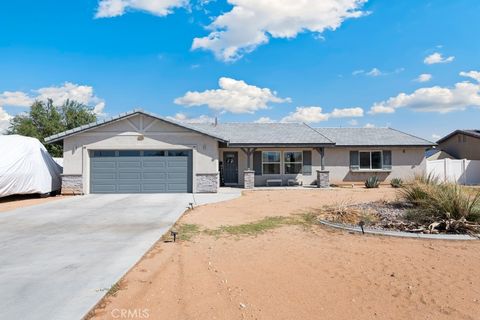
left=436, top=130, right=480, bottom=160
left=45, top=110, right=434, bottom=194
left=425, top=149, right=456, bottom=161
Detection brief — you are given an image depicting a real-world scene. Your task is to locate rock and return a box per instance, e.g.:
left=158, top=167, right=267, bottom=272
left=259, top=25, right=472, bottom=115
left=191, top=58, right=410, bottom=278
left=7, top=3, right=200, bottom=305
left=239, top=303, right=246, bottom=309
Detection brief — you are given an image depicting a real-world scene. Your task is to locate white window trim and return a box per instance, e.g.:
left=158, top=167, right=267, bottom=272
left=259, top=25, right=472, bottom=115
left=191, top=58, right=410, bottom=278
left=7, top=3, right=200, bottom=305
left=358, top=150, right=384, bottom=171
left=262, top=151, right=281, bottom=175
left=283, top=151, right=303, bottom=175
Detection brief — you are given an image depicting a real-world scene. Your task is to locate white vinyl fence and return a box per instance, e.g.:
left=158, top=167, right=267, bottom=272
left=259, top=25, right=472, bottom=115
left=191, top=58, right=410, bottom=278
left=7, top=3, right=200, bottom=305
left=427, top=159, right=480, bottom=185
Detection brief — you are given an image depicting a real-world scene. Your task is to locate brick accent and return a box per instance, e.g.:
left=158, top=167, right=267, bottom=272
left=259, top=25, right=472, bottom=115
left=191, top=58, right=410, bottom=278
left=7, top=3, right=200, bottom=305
left=61, top=174, right=83, bottom=195
left=316, top=170, right=330, bottom=188
left=244, top=170, right=255, bottom=189
left=196, top=173, right=219, bottom=193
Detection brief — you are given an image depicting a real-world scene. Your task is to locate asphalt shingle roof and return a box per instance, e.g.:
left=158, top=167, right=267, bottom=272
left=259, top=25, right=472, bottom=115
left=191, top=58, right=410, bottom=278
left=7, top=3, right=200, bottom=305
left=44, top=110, right=435, bottom=147
left=190, top=123, right=334, bottom=145
left=313, top=127, right=434, bottom=147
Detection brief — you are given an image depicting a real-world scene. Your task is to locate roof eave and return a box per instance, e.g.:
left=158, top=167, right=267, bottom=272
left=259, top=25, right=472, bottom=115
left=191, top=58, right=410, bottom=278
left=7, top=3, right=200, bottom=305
left=44, top=110, right=228, bottom=144
left=225, top=142, right=336, bottom=148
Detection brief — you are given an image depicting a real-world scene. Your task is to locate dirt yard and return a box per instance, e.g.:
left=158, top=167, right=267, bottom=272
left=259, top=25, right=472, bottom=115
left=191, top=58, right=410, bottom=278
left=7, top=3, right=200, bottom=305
left=88, top=188, right=480, bottom=320
left=0, top=194, right=66, bottom=213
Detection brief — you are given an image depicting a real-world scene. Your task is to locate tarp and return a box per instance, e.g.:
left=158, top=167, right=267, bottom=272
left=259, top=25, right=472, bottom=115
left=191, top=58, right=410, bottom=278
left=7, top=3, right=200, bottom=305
left=0, top=135, right=62, bottom=197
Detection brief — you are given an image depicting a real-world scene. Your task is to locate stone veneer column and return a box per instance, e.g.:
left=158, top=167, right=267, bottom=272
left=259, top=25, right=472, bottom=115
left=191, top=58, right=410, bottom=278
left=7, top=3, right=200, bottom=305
left=244, top=170, right=255, bottom=189
left=61, top=174, right=83, bottom=195
left=195, top=173, right=219, bottom=193
left=316, top=170, right=330, bottom=188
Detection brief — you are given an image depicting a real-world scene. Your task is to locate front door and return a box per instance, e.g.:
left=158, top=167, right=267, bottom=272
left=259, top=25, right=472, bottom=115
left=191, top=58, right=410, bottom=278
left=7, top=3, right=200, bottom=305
left=223, top=152, right=238, bottom=184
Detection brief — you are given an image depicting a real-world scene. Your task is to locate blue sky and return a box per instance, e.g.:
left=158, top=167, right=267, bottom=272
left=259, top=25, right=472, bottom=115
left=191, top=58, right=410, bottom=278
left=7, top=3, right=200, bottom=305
left=1, top=0, right=479, bottom=140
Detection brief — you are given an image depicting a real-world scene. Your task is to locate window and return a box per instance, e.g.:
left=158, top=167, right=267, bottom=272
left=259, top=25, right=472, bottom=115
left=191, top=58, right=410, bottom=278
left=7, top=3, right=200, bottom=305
left=93, top=150, right=116, bottom=157
left=359, top=151, right=383, bottom=169
left=167, top=150, right=189, bottom=157
left=262, top=151, right=281, bottom=174
left=284, top=151, right=303, bottom=174
left=143, top=150, right=165, bottom=157
left=118, top=150, right=140, bottom=157
left=351, top=150, right=391, bottom=171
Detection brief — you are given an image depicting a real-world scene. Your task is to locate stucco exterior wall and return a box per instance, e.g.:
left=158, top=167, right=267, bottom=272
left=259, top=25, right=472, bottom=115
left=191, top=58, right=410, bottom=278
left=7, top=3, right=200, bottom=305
left=219, top=146, right=427, bottom=186
left=324, top=147, right=426, bottom=184
left=438, top=133, right=480, bottom=160
left=62, top=114, right=219, bottom=194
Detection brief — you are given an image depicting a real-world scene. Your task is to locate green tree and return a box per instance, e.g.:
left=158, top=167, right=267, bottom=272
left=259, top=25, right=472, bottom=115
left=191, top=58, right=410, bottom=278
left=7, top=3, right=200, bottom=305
left=7, top=99, right=97, bottom=157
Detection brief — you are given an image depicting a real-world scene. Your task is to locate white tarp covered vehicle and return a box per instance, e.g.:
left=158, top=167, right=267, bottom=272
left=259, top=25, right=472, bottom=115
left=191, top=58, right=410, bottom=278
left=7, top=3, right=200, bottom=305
left=0, top=135, right=62, bottom=197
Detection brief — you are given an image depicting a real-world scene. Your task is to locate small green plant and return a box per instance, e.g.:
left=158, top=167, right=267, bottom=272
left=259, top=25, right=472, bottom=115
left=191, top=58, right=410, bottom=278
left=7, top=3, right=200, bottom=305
left=175, top=224, right=201, bottom=241
left=390, top=178, right=403, bottom=188
left=107, top=282, right=122, bottom=297
left=365, top=176, right=380, bottom=188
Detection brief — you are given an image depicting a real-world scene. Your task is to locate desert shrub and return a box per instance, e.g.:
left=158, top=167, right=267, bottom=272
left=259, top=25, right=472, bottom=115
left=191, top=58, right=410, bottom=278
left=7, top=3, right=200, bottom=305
left=365, top=176, right=380, bottom=188
left=390, top=178, right=403, bottom=188
left=424, top=184, right=480, bottom=220
left=400, top=176, right=480, bottom=222
left=400, top=181, right=432, bottom=205
left=415, top=172, right=440, bottom=185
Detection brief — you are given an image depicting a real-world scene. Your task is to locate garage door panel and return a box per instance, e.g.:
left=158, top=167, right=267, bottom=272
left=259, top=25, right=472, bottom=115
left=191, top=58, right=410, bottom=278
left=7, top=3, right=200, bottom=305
left=167, top=183, right=189, bottom=192
left=142, top=184, right=167, bottom=192
left=92, top=161, right=116, bottom=169
left=117, top=172, right=142, bottom=179
left=91, top=184, right=116, bottom=193
left=117, top=184, right=142, bottom=193
left=92, top=173, right=116, bottom=179
left=117, top=161, right=141, bottom=168
left=142, top=160, right=166, bottom=168
left=91, top=150, right=191, bottom=193
left=168, top=172, right=188, bottom=179
left=142, top=172, right=167, bottom=179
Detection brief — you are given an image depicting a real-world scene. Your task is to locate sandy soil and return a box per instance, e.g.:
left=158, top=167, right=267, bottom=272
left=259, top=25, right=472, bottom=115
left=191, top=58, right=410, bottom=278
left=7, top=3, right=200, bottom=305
left=0, top=194, right=66, bottom=213
left=89, top=188, right=480, bottom=320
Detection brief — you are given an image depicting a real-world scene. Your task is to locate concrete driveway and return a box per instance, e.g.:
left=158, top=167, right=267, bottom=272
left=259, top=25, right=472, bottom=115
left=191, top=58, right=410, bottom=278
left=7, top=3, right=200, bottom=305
left=0, top=190, right=240, bottom=320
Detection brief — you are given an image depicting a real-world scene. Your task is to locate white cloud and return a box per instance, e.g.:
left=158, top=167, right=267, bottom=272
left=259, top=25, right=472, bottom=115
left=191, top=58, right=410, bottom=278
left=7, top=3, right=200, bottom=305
left=460, top=71, right=480, bottom=83
left=348, top=119, right=359, bottom=126
left=95, top=0, right=187, bottom=18
left=366, top=68, right=382, bottom=77
left=415, top=73, right=432, bottom=83
left=0, top=107, right=12, bottom=133
left=167, top=112, right=215, bottom=124
left=254, top=116, right=276, bottom=123
left=330, top=107, right=364, bottom=118
left=281, top=106, right=330, bottom=123
left=353, top=67, right=403, bottom=77
left=424, top=52, right=455, bottom=65
left=280, top=106, right=364, bottom=123
left=0, top=91, right=34, bottom=107
left=369, top=71, right=480, bottom=114
left=174, top=77, right=290, bottom=114
left=0, top=82, right=106, bottom=115
left=432, top=133, right=441, bottom=140
left=364, top=123, right=375, bottom=128
left=192, top=0, right=368, bottom=61
left=35, top=82, right=106, bottom=114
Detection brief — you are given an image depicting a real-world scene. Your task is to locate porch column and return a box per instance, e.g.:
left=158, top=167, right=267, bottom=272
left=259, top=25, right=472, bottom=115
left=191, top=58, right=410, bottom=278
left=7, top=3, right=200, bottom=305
left=241, top=147, right=256, bottom=189
left=241, top=147, right=256, bottom=170
left=315, top=147, right=325, bottom=170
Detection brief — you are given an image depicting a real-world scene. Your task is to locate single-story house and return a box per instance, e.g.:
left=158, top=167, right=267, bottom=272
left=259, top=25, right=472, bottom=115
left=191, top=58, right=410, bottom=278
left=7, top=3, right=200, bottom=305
left=45, top=110, right=435, bottom=194
left=436, top=129, right=480, bottom=160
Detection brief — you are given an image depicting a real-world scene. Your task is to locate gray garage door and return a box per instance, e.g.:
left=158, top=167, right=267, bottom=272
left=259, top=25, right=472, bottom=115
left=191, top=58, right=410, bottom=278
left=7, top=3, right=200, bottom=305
left=90, top=150, right=192, bottom=193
